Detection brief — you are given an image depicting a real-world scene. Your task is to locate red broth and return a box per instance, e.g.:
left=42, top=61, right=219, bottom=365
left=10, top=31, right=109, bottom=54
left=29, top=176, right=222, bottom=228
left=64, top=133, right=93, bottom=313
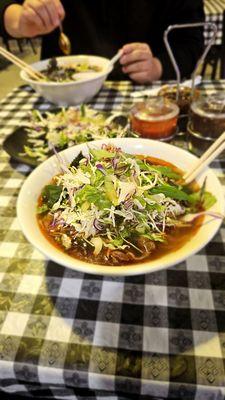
left=37, top=156, right=203, bottom=266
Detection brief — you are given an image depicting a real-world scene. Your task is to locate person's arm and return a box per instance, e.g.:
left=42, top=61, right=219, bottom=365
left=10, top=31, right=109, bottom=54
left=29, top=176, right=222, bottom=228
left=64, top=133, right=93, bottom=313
left=120, top=0, right=204, bottom=83
left=0, top=0, right=65, bottom=39
left=0, top=1, right=21, bottom=37
left=156, top=0, right=205, bottom=80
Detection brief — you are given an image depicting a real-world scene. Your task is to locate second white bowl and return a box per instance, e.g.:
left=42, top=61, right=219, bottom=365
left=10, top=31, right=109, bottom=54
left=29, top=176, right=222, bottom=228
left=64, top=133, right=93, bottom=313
left=21, top=55, right=112, bottom=106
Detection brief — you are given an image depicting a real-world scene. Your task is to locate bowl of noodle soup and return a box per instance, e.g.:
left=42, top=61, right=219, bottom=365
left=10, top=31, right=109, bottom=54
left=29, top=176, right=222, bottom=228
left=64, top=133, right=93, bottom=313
left=21, top=55, right=112, bottom=106
left=17, top=138, right=224, bottom=276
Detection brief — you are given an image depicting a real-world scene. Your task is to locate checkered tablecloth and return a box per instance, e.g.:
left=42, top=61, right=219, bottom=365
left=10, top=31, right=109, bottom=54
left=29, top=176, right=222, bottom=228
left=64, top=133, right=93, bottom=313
left=204, top=0, right=225, bottom=45
left=0, top=81, right=225, bottom=400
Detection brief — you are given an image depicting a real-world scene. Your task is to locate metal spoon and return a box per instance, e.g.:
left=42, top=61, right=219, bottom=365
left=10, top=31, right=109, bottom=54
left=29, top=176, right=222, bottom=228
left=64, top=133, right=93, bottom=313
left=58, top=23, right=71, bottom=55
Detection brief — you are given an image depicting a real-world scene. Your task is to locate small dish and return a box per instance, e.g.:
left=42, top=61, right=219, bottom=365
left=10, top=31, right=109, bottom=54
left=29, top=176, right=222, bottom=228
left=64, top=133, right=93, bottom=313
left=2, top=108, right=129, bottom=167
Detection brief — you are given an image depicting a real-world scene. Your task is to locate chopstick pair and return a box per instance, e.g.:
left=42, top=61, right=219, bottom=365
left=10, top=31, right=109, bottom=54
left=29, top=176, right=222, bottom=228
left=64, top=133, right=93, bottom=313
left=0, top=45, right=45, bottom=81
left=184, top=131, right=225, bottom=184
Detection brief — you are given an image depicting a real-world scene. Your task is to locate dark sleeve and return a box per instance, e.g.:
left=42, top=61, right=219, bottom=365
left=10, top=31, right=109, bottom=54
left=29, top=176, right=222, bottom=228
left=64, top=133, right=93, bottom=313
left=156, top=0, right=205, bottom=80
left=0, top=0, right=23, bottom=37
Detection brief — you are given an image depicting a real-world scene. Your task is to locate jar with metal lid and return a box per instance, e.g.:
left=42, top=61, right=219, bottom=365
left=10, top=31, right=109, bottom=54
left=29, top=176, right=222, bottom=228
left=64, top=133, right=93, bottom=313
left=188, top=92, right=225, bottom=158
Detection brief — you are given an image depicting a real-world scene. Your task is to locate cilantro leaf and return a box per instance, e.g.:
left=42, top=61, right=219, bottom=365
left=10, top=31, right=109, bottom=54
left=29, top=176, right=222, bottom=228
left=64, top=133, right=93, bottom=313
left=151, top=185, right=190, bottom=201
left=76, top=185, right=111, bottom=209
left=41, top=185, right=62, bottom=208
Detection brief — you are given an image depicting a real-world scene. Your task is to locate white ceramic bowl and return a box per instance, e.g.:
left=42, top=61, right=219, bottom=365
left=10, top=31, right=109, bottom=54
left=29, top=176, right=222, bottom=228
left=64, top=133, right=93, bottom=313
left=17, top=138, right=224, bottom=276
left=20, top=55, right=112, bottom=106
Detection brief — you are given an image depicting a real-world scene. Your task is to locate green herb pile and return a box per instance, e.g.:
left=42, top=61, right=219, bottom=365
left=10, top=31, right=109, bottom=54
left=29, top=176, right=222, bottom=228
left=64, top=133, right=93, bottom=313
left=22, top=106, right=134, bottom=162
left=37, top=145, right=216, bottom=265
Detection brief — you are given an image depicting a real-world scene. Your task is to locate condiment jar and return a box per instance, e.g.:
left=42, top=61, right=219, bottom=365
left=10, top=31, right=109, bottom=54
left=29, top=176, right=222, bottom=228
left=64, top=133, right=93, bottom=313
left=130, top=97, right=179, bottom=140
left=188, top=92, right=225, bottom=157
left=158, top=85, right=193, bottom=115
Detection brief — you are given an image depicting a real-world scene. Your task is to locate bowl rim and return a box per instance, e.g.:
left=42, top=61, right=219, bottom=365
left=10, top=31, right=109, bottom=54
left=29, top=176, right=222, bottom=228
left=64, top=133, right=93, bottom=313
left=20, top=54, right=112, bottom=87
left=17, top=138, right=224, bottom=276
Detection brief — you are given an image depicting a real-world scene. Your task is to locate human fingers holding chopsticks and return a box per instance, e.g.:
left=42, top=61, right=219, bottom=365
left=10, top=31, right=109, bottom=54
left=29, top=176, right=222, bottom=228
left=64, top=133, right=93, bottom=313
left=4, top=0, right=65, bottom=38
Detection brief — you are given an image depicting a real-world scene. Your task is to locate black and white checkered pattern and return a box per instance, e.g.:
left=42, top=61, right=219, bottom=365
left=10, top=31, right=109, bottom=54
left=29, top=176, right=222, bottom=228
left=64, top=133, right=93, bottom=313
left=204, top=0, right=225, bottom=45
left=0, top=81, right=225, bottom=400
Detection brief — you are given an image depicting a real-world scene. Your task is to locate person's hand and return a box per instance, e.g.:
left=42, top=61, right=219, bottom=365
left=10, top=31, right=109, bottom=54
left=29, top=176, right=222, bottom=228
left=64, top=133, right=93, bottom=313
left=4, top=0, right=65, bottom=38
left=120, top=43, right=162, bottom=84
left=18, top=0, right=65, bottom=37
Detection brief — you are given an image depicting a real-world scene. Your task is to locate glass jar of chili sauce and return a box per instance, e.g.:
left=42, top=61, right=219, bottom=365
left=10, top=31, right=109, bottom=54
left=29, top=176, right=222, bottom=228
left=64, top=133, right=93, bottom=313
left=130, top=97, right=179, bottom=140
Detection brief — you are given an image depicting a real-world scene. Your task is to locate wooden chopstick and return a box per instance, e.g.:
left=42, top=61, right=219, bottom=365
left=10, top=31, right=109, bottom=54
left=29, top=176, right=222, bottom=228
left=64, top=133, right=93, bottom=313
left=0, top=46, right=45, bottom=81
left=184, top=131, right=225, bottom=184
left=0, top=46, right=45, bottom=80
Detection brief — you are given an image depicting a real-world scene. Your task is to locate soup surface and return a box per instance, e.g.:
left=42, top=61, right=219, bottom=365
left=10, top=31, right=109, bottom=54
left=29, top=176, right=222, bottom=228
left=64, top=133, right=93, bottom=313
left=37, top=145, right=216, bottom=266
left=41, top=58, right=102, bottom=82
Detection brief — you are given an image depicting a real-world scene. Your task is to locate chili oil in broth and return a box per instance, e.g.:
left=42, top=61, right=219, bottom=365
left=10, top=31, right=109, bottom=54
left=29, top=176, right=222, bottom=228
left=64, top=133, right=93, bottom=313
left=37, top=156, right=204, bottom=266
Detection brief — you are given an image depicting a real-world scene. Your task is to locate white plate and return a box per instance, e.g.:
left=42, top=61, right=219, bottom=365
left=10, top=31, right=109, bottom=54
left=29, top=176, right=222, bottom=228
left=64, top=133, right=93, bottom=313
left=17, top=138, right=224, bottom=276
